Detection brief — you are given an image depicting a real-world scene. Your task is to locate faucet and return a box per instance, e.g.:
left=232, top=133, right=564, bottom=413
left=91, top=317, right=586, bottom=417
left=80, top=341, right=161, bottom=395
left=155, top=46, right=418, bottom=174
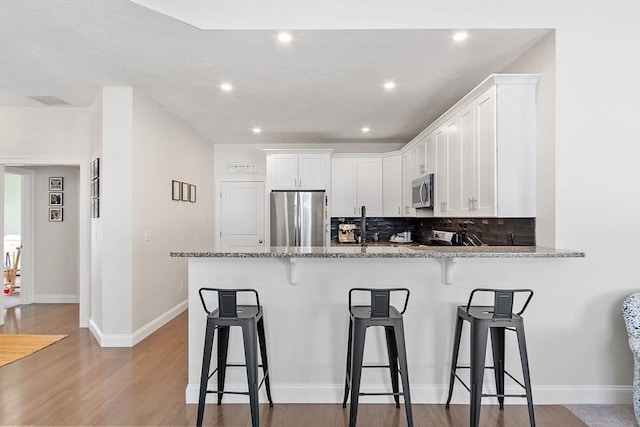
left=360, top=205, right=367, bottom=246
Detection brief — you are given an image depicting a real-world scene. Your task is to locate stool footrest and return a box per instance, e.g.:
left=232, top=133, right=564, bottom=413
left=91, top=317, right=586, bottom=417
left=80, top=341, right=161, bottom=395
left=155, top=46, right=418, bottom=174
left=362, top=364, right=392, bottom=369
left=359, top=391, right=406, bottom=397
left=451, top=368, right=528, bottom=394
left=481, top=393, right=528, bottom=398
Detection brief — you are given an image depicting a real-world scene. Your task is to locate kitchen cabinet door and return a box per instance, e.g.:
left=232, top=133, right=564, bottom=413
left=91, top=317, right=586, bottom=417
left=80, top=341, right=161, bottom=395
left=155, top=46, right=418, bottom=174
left=269, top=154, right=299, bottom=189
left=382, top=154, right=403, bottom=217
left=434, top=126, right=448, bottom=215
left=331, top=158, right=357, bottom=216
left=356, top=158, right=383, bottom=217
left=416, top=140, right=426, bottom=177
left=446, top=116, right=463, bottom=214
left=298, top=153, right=329, bottom=189
left=473, top=86, right=497, bottom=216
left=402, top=149, right=416, bottom=217
left=424, top=133, right=436, bottom=175
left=459, top=104, right=476, bottom=215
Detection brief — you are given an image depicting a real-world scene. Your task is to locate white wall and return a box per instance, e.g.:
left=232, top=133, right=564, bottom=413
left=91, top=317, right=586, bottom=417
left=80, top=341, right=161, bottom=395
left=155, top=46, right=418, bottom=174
left=89, top=92, right=104, bottom=331
left=502, top=32, right=556, bottom=247
left=0, top=107, right=89, bottom=158
left=131, top=90, right=214, bottom=332
left=32, top=166, right=79, bottom=302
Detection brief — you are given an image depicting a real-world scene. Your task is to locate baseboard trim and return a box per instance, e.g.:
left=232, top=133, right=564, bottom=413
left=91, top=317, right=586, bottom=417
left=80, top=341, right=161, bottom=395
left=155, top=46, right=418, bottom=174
left=89, top=300, right=188, bottom=348
left=185, top=383, right=633, bottom=405
left=33, top=294, right=79, bottom=303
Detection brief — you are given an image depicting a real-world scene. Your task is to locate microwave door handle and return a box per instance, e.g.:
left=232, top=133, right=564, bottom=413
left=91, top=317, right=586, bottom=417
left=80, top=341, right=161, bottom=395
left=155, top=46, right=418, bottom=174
left=423, top=181, right=430, bottom=206
left=420, top=182, right=428, bottom=206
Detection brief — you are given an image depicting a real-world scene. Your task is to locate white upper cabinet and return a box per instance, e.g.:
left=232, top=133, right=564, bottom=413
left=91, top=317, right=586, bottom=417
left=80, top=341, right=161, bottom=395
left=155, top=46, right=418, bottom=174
left=383, top=154, right=403, bottom=217
left=428, top=74, right=538, bottom=217
left=265, top=150, right=331, bottom=190
left=402, top=147, right=417, bottom=217
left=331, top=156, right=382, bottom=217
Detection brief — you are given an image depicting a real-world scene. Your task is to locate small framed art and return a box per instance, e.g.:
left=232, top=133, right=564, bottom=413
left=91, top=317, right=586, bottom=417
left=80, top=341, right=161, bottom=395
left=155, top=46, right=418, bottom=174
left=181, top=182, right=189, bottom=201
left=49, top=177, right=63, bottom=191
left=189, top=184, right=196, bottom=203
left=49, top=192, right=63, bottom=206
left=49, top=208, right=63, bottom=222
left=91, top=158, right=100, bottom=179
left=172, top=180, right=181, bottom=201
left=91, top=199, right=100, bottom=218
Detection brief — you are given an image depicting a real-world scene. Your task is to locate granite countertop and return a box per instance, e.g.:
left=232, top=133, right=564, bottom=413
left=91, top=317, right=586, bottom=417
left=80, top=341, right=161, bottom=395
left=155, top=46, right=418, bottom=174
left=171, top=245, right=585, bottom=259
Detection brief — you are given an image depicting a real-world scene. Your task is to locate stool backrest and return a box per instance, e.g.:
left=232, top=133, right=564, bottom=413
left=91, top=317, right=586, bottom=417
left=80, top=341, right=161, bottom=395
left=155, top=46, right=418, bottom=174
left=466, top=288, right=533, bottom=318
left=198, top=288, right=261, bottom=317
left=349, top=288, right=410, bottom=317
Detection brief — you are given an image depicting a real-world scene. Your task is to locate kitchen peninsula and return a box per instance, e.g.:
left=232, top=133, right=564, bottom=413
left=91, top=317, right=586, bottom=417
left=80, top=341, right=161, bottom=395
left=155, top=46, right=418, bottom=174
left=172, top=245, right=584, bottom=405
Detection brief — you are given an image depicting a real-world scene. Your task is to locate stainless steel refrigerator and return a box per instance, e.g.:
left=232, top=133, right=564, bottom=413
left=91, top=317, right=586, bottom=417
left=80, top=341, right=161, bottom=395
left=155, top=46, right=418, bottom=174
left=270, top=191, right=326, bottom=247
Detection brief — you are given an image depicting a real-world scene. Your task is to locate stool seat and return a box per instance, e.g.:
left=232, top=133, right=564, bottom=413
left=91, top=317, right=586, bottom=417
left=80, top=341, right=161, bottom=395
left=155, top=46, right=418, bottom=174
left=342, top=288, right=413, bottom=427
left=446, top=288, right=535, bottom=427
left=197, top=288, right=273, bottom=427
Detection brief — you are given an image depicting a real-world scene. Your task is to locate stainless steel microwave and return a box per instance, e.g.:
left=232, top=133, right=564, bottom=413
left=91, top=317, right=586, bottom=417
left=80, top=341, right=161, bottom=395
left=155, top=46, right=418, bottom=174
left=411, top=174, right=433, bottom=208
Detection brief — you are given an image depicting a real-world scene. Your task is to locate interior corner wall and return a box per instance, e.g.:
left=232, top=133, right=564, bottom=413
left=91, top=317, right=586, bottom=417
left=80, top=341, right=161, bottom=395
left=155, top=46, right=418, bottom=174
left=131, top=91, right=214, bottom=332
left=100, top=87, right=134, bottom=336
left=501, top=31, right=556, bottom=248
left=89, top=92, right=104, bottom=332
left=32, top=166, right=79, bottom=302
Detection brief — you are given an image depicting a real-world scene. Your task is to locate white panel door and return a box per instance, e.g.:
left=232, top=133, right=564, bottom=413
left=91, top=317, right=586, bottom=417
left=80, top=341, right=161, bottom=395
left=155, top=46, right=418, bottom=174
left=270, top=154, right=299, bottom=189
left=331, top=158, right=357, bottom=216
left=474, top=86, right=497, bottom=216
left=383, top=154, right=403, bottom=217
left=298, top=154, right=328, bottom=189
left=220, top=181, right=265, bottom=247
left=356, top=157, right=383, bottom=217
left=434, top=127, right=448, bottom=215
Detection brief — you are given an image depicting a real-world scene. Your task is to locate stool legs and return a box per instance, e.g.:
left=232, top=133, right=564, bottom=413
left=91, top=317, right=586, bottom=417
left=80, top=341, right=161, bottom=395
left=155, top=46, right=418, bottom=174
left=242, top=321, right=260, bottom=427
left=197, top=320, right=216, bottom=427
left=446, top=315, right=464, bottom=408
left=470, top=322, right=489, bottom=427
left=342, top=319, right=353, bottom=408
left=257, top=317, right=274, bottom=407
left=348, top=321, right=367, bottom=427
left=516, top=324, right=536, bottom=427
left=393, top=321, right=414, bottom=427
left=490, top=327, right=505, bottom=409
left=384, top=326, right=400, bottom=408
left=217, top=326, right=230, bottom=405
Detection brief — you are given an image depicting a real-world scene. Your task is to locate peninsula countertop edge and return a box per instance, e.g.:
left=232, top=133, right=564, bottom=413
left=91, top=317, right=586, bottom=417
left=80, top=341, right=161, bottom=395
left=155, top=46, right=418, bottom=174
left=170, top=246, right=585, bottom=259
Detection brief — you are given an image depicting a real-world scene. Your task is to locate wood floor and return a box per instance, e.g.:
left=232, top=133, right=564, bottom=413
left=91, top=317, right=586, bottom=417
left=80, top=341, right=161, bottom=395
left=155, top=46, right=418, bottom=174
left=0, top=304, right=587, bottom=426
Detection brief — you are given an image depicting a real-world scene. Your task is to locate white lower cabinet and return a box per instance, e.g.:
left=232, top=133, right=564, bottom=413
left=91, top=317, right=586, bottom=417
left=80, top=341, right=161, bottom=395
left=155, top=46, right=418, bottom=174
left=331, top=157, right=383, bottom=217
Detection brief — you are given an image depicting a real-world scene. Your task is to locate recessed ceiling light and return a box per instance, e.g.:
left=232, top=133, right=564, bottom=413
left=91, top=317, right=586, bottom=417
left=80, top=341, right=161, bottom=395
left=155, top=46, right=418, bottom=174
left=383, top=81, right=396, bottom=90
left=361, top=127, right=370, bottom=133
left=453, top=31, right=468, bottom=42
left=220, top=83, right=233, bottom=92
left=277, top=32, right=292, bottom=43
left=252, top=127, right=262, bottom=134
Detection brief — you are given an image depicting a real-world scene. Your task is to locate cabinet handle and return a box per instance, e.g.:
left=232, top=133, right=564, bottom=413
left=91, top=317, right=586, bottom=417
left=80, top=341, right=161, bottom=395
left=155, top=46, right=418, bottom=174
left=299, top=178, right=302, bottom=187
left=398, top=207, right=401, bottom=214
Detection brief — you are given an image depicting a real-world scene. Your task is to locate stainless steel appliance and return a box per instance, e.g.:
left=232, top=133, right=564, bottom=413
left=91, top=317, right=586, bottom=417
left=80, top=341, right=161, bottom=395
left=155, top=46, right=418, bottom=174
left=338, top=223, right=356, bottom=243
left=428, top=229, right=464, bottom=246
left=270, top=191, right=326, bottom=247
left=411, top=174, right=433, bottom=208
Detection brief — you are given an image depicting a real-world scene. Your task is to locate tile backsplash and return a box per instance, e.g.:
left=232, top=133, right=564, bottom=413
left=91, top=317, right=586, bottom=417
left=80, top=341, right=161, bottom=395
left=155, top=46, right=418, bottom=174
left=332, top=217, right=535, bottom=246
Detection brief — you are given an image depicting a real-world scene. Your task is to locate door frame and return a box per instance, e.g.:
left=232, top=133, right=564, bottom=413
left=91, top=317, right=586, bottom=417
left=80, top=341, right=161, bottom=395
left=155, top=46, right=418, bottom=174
left=0, top=157, right=90, bottom=328
left=4, top=167, right=35, bottom=305
left=215, top=177, right=266, bottom=248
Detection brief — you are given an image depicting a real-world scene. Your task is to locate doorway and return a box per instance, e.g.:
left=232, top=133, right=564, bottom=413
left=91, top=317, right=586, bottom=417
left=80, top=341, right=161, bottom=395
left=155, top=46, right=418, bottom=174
left=217, top=180, right=265, bottom=247
left=3, top=171, right=23, bottom=308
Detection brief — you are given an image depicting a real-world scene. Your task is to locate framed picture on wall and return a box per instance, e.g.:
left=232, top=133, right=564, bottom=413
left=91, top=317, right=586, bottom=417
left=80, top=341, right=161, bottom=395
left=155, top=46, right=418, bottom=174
left=91, top=158, right=100, bottom=179
left=49, top=177, right=63, bottom=191
left=172, top=180, right=181, bottom=201
left=91, top=179, right=100, bottom=199
left=189, top=184, right=196, bottom=203
left=49, top=192, right=63, bottom=206
left=91, top=198, right=100, bottom=218
left=49, top=208, right=63, bottom=222
left=181, top=182, right=189, bottom=201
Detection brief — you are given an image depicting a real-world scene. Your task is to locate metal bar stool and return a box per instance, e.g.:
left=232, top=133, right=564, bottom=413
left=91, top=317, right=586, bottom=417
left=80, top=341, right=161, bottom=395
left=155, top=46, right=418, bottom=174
left=342, top=288, right=413, bottom=427
left=197, top=288, right=273, bottom=427
left=445, top=288, right=535, bottom=427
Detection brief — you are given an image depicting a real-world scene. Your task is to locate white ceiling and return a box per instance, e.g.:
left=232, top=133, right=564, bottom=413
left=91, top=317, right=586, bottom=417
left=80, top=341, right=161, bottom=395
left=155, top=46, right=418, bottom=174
left=0, top=0, right=550, bottom=146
